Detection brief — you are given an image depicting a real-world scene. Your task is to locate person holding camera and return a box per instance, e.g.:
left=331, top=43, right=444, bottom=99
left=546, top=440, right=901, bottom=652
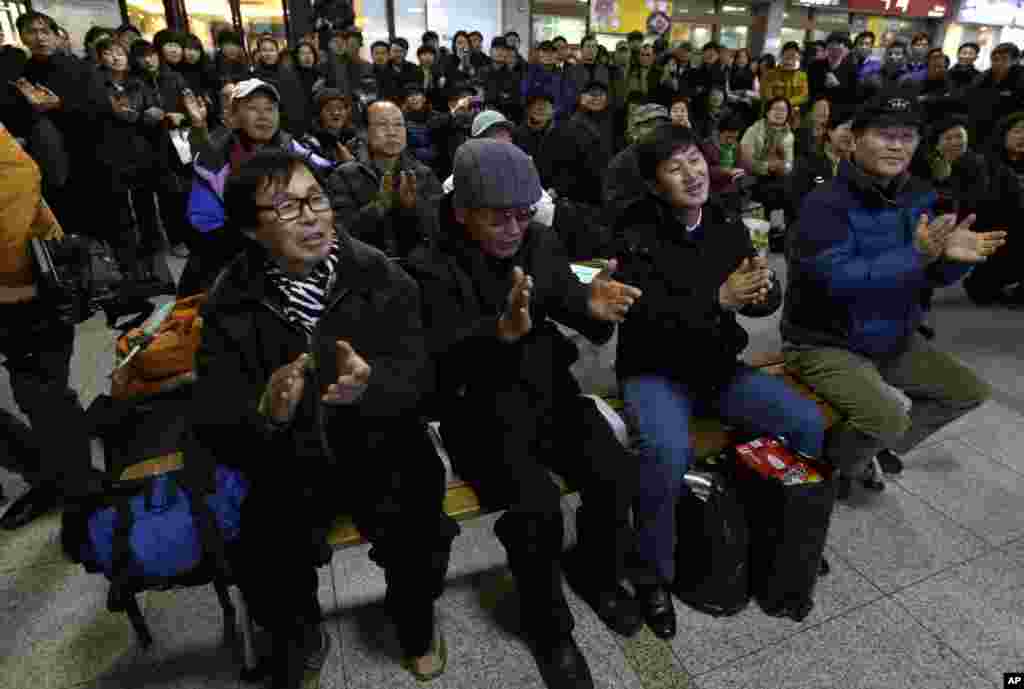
left=0, top=123, right=99, bottom=530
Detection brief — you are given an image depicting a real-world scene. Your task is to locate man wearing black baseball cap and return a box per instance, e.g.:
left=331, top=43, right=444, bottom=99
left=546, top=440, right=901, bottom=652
left=407, top=139, right=651, bottom=689
left=783, top=89, right=1005, bottom=499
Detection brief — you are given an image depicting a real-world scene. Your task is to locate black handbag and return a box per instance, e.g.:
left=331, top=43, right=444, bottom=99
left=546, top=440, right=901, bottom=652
left=30, top=234, right=123, bottom=325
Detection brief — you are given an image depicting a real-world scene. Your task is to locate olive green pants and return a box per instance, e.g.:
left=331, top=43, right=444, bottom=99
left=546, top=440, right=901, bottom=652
left=783, top=334, right=990, bottom=476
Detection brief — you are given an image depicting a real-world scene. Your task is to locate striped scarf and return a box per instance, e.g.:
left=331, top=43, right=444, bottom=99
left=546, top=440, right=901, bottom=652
left=264, top=240, right=340, bottom=335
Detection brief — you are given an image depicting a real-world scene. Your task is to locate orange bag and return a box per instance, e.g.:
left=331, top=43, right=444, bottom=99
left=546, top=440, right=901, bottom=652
left=111, top=294, right=206, bottom=400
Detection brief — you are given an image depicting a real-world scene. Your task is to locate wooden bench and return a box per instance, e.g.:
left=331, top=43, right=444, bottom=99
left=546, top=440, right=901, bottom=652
left=322, top=350, right=839, bottom=549
left=120, top=350, right=840, bottom=675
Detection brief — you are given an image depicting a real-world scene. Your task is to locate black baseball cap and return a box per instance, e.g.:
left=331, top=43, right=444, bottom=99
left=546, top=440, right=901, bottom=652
left=853, top=89, right=922, bottom=130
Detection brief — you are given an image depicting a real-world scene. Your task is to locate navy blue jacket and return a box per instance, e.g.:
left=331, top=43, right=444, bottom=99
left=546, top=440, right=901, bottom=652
left=783, top=160, right=971, bottom=358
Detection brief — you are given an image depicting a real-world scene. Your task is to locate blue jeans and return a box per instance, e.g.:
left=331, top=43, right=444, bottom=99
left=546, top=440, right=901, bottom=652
left=621, top=366, right=826, bottom=583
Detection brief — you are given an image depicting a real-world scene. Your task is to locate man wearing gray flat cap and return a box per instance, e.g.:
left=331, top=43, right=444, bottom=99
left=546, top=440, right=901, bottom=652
left=406, top=139, right=656, bottom=689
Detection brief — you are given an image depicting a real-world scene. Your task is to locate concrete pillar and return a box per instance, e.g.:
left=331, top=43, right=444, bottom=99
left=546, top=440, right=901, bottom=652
left=749, top=0, right=785, bottom=57
left=502, top=0, right=530, bottom=48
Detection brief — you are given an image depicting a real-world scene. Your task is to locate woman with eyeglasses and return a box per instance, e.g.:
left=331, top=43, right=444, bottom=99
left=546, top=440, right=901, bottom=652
left=195, top=149, right=459, bottom=688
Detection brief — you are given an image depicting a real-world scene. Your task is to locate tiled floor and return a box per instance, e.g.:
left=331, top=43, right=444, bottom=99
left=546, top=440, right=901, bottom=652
left=0, top=254, right=1021, bottom=689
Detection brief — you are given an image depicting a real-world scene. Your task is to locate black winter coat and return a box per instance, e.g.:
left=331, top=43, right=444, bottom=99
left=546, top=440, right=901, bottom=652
left=807, top=57, right=860, bottom=108
left=405, top=220, right=612, bottom=424
left=325, top=142, right=443, bottom=257
left=192, top=235, right=431, bottom=486
left=613, top=198, right=781, bottom=391
left=545, top=110, right=616, bottom=206
left=968, top=65, right=1024, bottom=145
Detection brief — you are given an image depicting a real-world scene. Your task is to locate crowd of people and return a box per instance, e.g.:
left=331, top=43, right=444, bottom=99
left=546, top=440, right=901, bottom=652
left=0, top=10, right=1020, bottom=689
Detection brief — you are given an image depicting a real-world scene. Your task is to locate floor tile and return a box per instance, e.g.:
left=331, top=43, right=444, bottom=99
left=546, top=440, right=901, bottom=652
left=668, top=547, right=882, bottom=676
left=0, top=561, right=140, bottom=689
left=915, top=399, right=1024, bottom=450
left=824, top=483, right=989, bottom=594
left=894, top=546, right=1024, bottom=684
left=696, top=599, right=993, bottom=689
left=892, top=440, right=1024, bottom=547
left=958, top=419, right=1024, bottom=477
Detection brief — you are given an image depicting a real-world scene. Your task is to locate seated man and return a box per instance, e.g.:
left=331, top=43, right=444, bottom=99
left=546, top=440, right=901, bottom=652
left=783, top=91, right=1004, bottom=498
left=326, top=100, right=443, bottom=258
left=406, top=140, right=653, bottom=689
left=193, top=151, right=458, bottom=689
left=612, top=125, right=828, bottom=622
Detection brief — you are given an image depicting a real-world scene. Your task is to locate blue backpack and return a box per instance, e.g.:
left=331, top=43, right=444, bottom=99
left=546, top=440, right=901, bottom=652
left=75, top=462, right=248, bottom=582
left=63, top=389, right=247, bottom=648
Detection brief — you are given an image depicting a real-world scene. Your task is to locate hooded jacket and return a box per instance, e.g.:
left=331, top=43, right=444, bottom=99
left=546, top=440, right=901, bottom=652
left=783, top=160, right=972, bottom=358
left=188, top=129, right=337, bottom=234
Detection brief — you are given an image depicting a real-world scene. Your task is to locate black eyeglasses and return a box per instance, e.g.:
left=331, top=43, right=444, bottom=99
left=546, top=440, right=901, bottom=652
left=255, top=193, right=332, bottom=221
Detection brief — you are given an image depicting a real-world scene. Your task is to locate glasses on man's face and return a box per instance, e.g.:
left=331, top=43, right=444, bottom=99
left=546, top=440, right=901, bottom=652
left=485, top=208, right=534, bottom=227
left=256, top=193, right=332, bottom=222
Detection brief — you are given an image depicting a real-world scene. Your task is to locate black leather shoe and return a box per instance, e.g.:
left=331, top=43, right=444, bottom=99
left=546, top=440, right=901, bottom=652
left=562, top=550, right=642, bottom=637
left=531, top=636, right=594, bottom=689
left=637, top=585, right=677, bottom=639
left=0, top=485, right=59, bottom=530
left=875, top=449, right=904, bottom=475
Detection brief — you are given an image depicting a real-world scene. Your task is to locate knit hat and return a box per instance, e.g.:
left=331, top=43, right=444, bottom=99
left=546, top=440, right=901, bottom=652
left=453, top=140, right=543, bottom=210
left=470, top=110, right=512, bottom=138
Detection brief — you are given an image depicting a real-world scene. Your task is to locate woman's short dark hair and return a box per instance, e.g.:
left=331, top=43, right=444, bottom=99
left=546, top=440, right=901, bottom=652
left=257, top=36, right=279, bottom=51
left=827, top=105, right=854, bottom=131
left=763, top=96, right=792, bottom=121
left=371, top=40, right=390, bottom=52
left=293, top=40, right=319, bottom=63
left=992, top=42, right=1020, bottom=61
left=670, top=92, right=691, bottom=107
left=16, top=11, right=59, bottom=35
left=910, top=32, right=929, bottom=46
left=635, top=124, right=701, bottom=182
left=225, top=151, right=321, bottom=231
left=94, top=38, right=124, bottom=59
left=782, top=41, right=801, bottom=55
left=855, top=31, right=875, bottom=46
left=84, top=26, right=113, bottom=52
left=959, top=42, right=980, bottom=53
left=417, top=44, right=436, bottom=57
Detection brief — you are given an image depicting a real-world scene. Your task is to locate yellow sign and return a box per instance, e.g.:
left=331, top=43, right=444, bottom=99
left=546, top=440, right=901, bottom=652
left=592, top=0, right=673, bottom=34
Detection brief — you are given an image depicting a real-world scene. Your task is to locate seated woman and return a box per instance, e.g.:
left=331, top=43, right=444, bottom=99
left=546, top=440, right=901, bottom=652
left=794, top=96, right=830, bottom=159
left=788, top=105, right=854, bottom=229
left=192, top=151, right=458, bottom=689
left=300, top=88, right=362, bottom=164
left=957, top=113, right=1024, bottom=307
left=740, top=95, right=795, bottom=226
left=612, top=125, right=827, bottom=619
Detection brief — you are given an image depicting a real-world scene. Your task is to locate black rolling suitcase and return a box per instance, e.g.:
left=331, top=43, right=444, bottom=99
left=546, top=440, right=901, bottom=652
left=730, top=438, right=836, bottom=622
left=672, top=464, right=751, bottom=617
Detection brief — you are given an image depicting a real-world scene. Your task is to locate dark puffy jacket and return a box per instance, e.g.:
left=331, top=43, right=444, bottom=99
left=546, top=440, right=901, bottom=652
left=325, top=141, right=443, bottom=257
left=483, top=63, right=524, bottom=120
left=613, top=198, right=780, bottom=391
left=192, top=235, right=432, bottom=483
left=405, top=217, right=611, bottom=425
left=544, top=110, right=616, bottom=206
left=783, top=160, right=971, bottom=358
left=404, top=110, right=443, bottom=168
left=967, top=65, right=1024, bottom=145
